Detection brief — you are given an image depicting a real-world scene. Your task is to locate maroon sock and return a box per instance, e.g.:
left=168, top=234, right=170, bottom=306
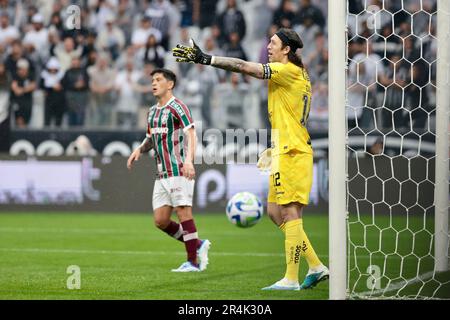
left=162, top=220, right=184, bottom=242
left=181, top=219, right=199, bottom=266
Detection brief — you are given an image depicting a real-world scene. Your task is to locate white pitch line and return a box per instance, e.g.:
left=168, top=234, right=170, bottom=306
left=0, top=247, right=289, bottom=258
left=358, top=271, right=435, bottom=297
left=0, top=227, right=315, bottom=237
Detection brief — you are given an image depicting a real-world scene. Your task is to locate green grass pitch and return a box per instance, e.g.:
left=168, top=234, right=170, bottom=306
left=0, top=212, right=329, bottom=300
left=1, top=212, right=449, bottom=300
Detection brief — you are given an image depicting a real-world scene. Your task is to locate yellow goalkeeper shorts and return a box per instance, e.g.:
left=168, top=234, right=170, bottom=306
left=267, top=150, right=313, bottom=206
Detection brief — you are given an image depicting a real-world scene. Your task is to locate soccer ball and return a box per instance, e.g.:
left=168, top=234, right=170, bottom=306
left=226, top=192, right=263, bottom=228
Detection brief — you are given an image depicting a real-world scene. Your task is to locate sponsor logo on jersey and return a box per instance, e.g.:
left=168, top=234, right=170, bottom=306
left=152, top=127, right=169, bottom=134
left=172, top=103, right=185, bottom=117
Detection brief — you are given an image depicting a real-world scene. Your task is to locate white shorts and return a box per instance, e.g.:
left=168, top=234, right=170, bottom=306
left=152, top=176, right=195, bottom=210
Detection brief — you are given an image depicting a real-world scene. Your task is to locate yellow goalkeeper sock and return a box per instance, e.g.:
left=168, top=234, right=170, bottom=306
left=298, top=219, right=322, bottom=269
left=283, top=219, right=303, bottom=282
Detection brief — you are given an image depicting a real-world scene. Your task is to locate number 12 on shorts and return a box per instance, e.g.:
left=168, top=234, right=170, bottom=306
left=273, top=172, right=281, bottom=187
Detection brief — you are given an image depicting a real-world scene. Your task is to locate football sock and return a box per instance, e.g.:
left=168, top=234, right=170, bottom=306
left=181, top=219, right=199, bottom=266
left=162, top=220, right=184, bottom=242
left=283, top=219, right=303, bottom=282
left=162, top=220, right=202, bottom=248
left=298, top=219, right=322, bottom=269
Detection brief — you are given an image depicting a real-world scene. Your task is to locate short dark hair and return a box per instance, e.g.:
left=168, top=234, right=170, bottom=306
left=151, top=68, right=177, bottom=88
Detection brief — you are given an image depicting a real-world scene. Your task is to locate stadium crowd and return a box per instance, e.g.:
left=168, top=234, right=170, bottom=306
left=0, top=0, right=438, bottom=136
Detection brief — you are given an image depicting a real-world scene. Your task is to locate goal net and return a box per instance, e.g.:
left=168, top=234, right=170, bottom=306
left=343, top=0, right=450, bottom=299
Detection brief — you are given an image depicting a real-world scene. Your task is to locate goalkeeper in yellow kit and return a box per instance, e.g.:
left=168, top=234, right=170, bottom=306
left=173, top=28, right=329, bottom=290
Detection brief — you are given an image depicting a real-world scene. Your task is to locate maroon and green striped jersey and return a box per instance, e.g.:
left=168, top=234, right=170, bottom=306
left=146, top=97, right=194, bottom=179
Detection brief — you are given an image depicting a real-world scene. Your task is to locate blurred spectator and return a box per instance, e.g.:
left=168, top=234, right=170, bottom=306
left=272, top=0, right=295, bottom=29
left=369, top=136, right=384, bottom=155
left=10, top=59, right=36, bottom=128
left=86, top=49, right=98, bottom=69
left=145, top=0, right=171, bottom=49
left=215, top=0, right=246, bottom=45
left=186, top=63, right=218, bottom=127
left=0, top=0, right=18, bottom=25
left=116, top=45, right=140, bottom=71
left=47, top=26, right=60, bottom=58
left=196, top=0, right=219, bottom=29
left=54, top=37, right=83, bottom=72
left=295, top=0, right=326, bottom=29
left=409, top=59, right=432, bottom=132
left=309, top=82, right=328, bottom=131
left=404, top=36, right=420, bottom=63
left=96, top=14, right=126, bottom=61
left=372, top=24, right=402, bottom=60
left=88, top=0, right=117, bottom=32
left=114, top=59, right=140, bottom=129
left=134, top=62, right=157, bottom=129
left=131, top=16, right=162, bottom=50
left=180, top=79, right=203, bottom=124
left=0, top=13, right=19, bottom=48
left=138, top=34, right=165, bottom=68
left=213, top=72, right=249, bottom=129
left=87, top=53, right=116, bottom=127
left=210, top=23, right=226, bottom=48
left=0, top=62, right=10, bottom=151
left=48, top=12, right=63, bottom=39
left=304, top=31, right=328, bottom=83
left=378, top=55, right=409, bottom=132
left=62, top=56, right=89, bottom=127
left=116, top=0, right=135, bottom=45
left=293, top=16, right=320, bottom=62
left=349, top=39, right=383, bottom=132
left=40, top=57, right=66, bottom=127
left=179, top=0, right=195, bottom=27
left=5, top=40, right=34, bottom=78
left=223, top=32, right=247, bottom=61
left=177, top=27, right=193, bottom=77
left=22, top=13, right=48, bottom=60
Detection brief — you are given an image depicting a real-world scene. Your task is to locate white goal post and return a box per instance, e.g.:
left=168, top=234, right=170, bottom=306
left=328, top=0, right=348, bottom=300
left=329, top=0, right=450, bottom=300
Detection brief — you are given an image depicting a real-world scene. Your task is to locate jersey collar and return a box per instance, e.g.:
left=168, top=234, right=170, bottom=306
left=156, top=96, right=175, bottom=109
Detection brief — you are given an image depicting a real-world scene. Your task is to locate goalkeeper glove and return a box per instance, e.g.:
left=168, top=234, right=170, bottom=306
left=257, top=148, right=272, bottom=172
left=172, top=39, right=212, bottom=65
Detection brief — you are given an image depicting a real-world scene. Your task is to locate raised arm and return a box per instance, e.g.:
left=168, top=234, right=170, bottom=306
left=210, top=56, right=264, bottom=79
left=172, top=39, right=265, bottom=80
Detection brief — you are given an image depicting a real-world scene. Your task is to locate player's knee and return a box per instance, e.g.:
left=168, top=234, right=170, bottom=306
left=154, top=216, right=170, bottom=230
left=267, top=205, right=283, bottom=226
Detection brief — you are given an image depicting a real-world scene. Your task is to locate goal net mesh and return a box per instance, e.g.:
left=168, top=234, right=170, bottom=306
left=345, top=0, right=450, bottom=299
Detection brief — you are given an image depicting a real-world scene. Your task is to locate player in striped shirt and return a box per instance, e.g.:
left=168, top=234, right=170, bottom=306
left=127, top=68, right=211, bottom=273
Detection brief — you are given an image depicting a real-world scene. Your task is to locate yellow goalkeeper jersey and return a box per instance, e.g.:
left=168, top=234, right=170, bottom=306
left=262, top=61, right=312, bottom=155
